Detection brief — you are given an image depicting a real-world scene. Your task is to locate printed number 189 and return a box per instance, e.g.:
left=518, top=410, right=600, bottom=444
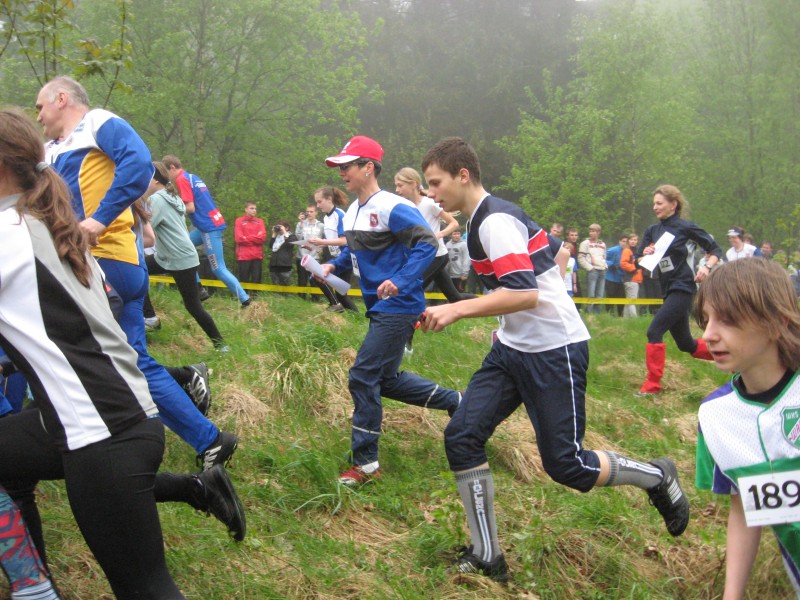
left=747, top=480, right=800, bottom=510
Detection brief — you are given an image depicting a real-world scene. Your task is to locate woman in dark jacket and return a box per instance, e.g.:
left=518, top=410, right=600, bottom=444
left=636, top=184, right=722, bottom=394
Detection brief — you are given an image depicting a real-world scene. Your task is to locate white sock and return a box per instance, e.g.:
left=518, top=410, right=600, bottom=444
left=359, top=460, right=380, bottom=474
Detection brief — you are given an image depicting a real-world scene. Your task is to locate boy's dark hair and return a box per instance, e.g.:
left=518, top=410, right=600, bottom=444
left=421, top=137, right=481, bottom=184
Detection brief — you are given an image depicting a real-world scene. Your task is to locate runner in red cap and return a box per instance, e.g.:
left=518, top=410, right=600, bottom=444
left=319, top=136, right=462, bottom=486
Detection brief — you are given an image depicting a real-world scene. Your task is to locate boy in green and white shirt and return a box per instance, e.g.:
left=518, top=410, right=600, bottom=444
left=695, top=257, right=800, bottom=598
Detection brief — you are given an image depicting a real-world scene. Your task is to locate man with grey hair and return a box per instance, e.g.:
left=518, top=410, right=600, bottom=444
left=35, top=76, right=133, bottom=247
left=34, top=74, right=240, bottom=460
left=30, top=76, right=245, bottom=538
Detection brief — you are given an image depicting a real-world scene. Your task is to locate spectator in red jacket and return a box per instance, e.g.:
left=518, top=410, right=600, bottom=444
left=234, top=201, right=266, bottom=284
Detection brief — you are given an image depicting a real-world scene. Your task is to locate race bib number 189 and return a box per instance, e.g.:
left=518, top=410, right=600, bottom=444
left=739, top=470, right=800, bottom=527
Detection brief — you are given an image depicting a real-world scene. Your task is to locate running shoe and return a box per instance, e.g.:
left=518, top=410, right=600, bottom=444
left=647, top=458, right=690, bottom=537
left=454, top=546, right=509, bottom=582
left=197, top=431, right=238, bottom=472
left=183, top=363, right=211, bottom=416
left=194, top=465, right=246, bottom=542
left=338, top=465, right=381, bottom=486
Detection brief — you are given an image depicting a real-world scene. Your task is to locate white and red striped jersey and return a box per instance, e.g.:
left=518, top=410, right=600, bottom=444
left=466, top=194, right=590, bottom=352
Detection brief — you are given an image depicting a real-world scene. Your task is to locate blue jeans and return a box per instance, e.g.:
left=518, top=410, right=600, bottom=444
left=98, top=258, right=218, bottom=454
left=190, top=228, right=250, bottom=303
left=349, top=312, right=460, bottom=465
left=585, top=269, right=606, bottom=313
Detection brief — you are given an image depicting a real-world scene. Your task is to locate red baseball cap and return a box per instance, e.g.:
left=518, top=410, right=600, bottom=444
left=325, top=135, right=384, bottom=167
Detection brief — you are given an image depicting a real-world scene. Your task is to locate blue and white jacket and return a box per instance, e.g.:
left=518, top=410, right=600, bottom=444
left=329, top=190, right=437, bottom=314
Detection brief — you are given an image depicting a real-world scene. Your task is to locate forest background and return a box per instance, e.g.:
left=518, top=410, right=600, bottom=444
left=1, top=0, right=798, bottom=255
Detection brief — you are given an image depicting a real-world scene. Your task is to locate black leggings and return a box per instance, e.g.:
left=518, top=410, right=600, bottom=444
left=146, top=255, right=223, bottom=345
left=312, top=269, right=359, bottom=312
left=423, top=255, right=477, bottom=303
left=143, top=291, right=156, bottom=319
left=646, top=289, right=698, bottom=353
left=332, top=270, right=359, bottom=312
left=0, top=410, right=183, bottom=599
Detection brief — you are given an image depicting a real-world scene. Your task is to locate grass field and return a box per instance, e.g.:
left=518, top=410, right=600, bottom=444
left=13, top=287, right=795, bottom=599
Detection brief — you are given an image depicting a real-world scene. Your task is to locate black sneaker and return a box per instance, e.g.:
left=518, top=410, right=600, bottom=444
left=184, top=363, right=211, bottom=416
left=198, top=286, right=210, bottom=302
left=647, top=458, right=689, bottom=537
left=194, top=465, right=246, bottom=542
left=454, top=546, right=509, bottom=583
left=197, top=431, right=238, bottom=472
left=240, top=298, right=252, bottom=309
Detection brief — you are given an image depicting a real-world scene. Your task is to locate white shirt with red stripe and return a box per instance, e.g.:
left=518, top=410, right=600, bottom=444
left=467, top=194, right=590, bottom=353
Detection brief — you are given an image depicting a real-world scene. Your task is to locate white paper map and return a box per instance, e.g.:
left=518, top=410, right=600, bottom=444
left=638, top=232, right=675, bottom=272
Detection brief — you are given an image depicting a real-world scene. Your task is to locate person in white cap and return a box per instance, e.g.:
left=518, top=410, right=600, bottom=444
left=725, top=226, right=762, bottom=262
left=320, top=135, right=461, bottom=486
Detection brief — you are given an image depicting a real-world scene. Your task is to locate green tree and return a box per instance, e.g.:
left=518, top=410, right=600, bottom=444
left=0, top=0, right=133, bottom=107
left=499, top=73, right=617, bottom=230
left=80, top=0, right=371, bottom=229
left=689, top=0, right=800, bottom=246
left=502, top=1, right=699, bottom=235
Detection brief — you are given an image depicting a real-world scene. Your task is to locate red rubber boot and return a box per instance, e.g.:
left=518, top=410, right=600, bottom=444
left=639, top=342, right=666, bottom=394
left=691, top=338, right=713, bottom=361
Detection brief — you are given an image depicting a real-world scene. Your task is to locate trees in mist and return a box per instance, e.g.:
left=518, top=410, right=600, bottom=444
left=1, top=0, right=796, bottom=248
left=501, top=0, right=800, bottom=246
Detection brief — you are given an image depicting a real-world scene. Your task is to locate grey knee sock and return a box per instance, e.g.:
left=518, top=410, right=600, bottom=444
left=455, top=467, right=500, bottom=562
left=602, top=451, right=663, bottom=489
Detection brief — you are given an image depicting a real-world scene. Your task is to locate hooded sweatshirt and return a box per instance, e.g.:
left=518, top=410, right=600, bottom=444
left=149, top=188, right=200, bottom=271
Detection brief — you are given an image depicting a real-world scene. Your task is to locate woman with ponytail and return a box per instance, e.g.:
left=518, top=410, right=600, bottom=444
left=308, top=185, right=359, bottom=312
left=394, top=167, right=475, bottom=304
left=0, top=108, right=189, bottom=598
left=635, top=184, right=723, bottom=394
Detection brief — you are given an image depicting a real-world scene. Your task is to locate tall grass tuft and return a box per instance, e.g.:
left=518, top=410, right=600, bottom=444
left=10, top=291, right=791, bottom=599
